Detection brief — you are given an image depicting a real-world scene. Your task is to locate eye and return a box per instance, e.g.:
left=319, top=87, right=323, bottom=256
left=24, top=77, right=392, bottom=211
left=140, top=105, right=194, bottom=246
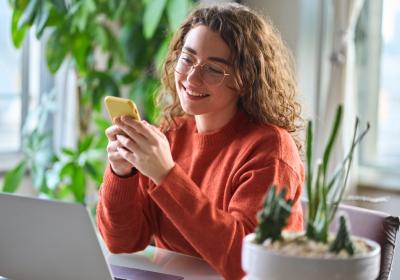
left=179, top=54, right=194, bottom=65
left=205, top=64, right=224, bottom=75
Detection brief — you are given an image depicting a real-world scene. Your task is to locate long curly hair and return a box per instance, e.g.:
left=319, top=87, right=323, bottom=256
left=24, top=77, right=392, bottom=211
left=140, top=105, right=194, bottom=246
left=157, top=2, right=303, bottom=150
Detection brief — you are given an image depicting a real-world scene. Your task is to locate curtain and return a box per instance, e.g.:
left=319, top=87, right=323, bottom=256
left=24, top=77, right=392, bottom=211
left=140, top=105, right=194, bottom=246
left=316, top=0, right=365, bottom=194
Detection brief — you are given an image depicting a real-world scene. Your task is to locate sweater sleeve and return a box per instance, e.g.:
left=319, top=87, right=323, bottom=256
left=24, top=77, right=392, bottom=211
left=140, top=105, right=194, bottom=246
left=96, top=165, right=157, bottom=253
left=147, top=159, right=303, bottom=280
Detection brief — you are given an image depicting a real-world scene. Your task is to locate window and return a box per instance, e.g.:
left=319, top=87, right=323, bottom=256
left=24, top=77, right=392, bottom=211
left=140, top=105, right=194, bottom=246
left=0, top=1, right=23, bottom=154
left=0, top=2, right=42, bottom=171
left=356, top=0, right=400, bottom=189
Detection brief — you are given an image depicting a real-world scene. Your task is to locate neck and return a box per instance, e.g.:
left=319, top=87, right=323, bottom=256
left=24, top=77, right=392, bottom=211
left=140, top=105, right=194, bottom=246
left=195, top=106, right=238, bottom=134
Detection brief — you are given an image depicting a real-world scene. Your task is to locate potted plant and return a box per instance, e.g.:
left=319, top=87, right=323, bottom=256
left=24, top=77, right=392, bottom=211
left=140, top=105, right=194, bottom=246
left=242, top=105, right=380, bottom=280
left=2, top=0, right=192, bottom=203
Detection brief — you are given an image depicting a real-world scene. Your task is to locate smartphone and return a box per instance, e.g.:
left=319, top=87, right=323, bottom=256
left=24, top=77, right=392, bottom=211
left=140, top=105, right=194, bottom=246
left=104, top=96, right=141, bottom=123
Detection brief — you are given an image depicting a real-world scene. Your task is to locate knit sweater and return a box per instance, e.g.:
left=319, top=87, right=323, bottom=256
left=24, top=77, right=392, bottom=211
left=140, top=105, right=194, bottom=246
left=97, top=109, right=304, bottom=280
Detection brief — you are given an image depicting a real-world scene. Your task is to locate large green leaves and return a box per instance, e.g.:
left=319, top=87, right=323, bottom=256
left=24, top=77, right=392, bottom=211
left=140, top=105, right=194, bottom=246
left=17, top=0, right=39, bottom=29
left=34, top=0, right=50, bottom=38
left=167, top=0, right=189, bottom=31
left=46, top=26, right=69, bottom=73
left=11, top=9, right=28, bottom=48
left=143, top=0, right=167, bottom=39
left=50, top=0, right=67, bottom=13
left=5, top=0, right=193, bottom=205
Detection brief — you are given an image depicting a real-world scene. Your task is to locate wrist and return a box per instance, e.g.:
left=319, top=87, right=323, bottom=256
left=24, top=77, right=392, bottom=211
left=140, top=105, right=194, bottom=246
left=152, top=163, right=175, bottom=185
left=110, top=165, right=137, bottom=178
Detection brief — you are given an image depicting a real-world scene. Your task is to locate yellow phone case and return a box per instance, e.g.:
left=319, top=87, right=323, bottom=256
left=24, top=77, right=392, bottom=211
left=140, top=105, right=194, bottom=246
left=104, top=96, right=141, bottom=122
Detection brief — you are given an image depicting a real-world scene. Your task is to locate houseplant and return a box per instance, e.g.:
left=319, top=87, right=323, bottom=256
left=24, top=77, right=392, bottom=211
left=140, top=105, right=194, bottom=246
left=242, top=105, right=380, bottom=280
left=2, top=0, right=192, bottom=204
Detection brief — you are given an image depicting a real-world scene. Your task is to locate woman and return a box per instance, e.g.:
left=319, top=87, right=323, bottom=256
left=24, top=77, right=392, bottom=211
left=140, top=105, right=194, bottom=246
left=97, top=3, right=304, bottom=279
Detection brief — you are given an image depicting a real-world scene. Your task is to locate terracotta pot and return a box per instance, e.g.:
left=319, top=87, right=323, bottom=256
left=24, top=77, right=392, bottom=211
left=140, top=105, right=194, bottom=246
left=242, top=233, right=380, bottom=280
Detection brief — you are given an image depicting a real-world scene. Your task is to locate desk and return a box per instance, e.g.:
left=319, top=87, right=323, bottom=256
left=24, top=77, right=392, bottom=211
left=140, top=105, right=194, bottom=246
left=107, top=246, right=223, bottom=280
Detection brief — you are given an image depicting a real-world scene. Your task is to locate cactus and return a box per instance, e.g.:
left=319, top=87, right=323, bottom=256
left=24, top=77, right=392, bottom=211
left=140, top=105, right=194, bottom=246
left=330, top=215, right=355, bottom=255
left=254, top=186, right=293, bottom=244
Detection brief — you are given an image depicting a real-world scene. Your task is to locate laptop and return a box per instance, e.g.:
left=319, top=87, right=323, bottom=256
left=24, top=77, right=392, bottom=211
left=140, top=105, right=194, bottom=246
left=0, top=193, right=184, bottom=280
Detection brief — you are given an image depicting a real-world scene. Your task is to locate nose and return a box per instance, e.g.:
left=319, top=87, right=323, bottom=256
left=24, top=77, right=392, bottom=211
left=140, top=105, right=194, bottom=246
left=186, top=65, right=203, bottom=86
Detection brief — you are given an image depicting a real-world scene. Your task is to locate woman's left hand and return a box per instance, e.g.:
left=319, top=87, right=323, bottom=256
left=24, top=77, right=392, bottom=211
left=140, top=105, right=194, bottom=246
left=114, top=116, right=175, bottom=185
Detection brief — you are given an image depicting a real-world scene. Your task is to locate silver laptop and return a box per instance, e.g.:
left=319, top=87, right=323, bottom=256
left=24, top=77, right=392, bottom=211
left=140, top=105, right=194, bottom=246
left=0, top=193, right=184, bottom=280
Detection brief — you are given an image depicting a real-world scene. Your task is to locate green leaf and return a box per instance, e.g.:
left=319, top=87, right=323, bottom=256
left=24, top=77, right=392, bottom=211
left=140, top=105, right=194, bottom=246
left=143, top=0, right=167, bottom=39
left=11, top=9, right=28, bottom=48
left=71, top=33, right=91, bottom=75
left=2, top=160, right=27, bottom=193
left=90, top=71, right=120, bottom=109
left=322, top=105, right=342, bottom=176
left=18, top=0, right=39, bottom=29
left=71, top=166, right=86, bottom=203
left=120, top=24, right=146, bottom=68
left=94, top=25, right=109, bottom=51
left=155, top=33, right=172, bottom=71
left=79, top=135, right=94, bottom=153
left=34, top=1, right=50, bottom=38
left=60, top=162, right=75, bottom=178
left=84, top=161, right=102, bottom=184
left=50, top=0, right=67, bottom=13
left=305, top=120, right=314, bottom=215
left=167, top=0, right=188, bottom=31
left=94, top=114, right=112, bottom=131
left=13, top=0, right=29, bottom=10
left=62, top=148, right=76, bottom=157
left=46, top=28, right=69, bottom=73
left=45, top=6, right=64, bottom=27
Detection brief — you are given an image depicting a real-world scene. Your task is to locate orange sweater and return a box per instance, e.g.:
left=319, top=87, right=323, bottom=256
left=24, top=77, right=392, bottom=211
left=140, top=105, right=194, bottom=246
left=97, top=110, right=304, bottom=280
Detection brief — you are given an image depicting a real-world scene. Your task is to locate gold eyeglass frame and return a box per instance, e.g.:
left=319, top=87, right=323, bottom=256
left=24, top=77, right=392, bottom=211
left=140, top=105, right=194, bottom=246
left=174, top=51, right=231, bottom=86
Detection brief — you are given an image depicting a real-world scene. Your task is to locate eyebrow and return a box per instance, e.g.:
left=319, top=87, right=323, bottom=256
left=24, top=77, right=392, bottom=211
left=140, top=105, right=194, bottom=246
left=183, top=46, right=230, bottom=66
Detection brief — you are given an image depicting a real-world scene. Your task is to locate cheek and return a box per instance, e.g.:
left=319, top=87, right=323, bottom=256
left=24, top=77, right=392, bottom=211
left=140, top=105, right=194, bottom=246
left=225, top=75, right=240, bottom=91
left=174, top=72, right=179, bottom=87
left=174, top=72, right=184, bottom=91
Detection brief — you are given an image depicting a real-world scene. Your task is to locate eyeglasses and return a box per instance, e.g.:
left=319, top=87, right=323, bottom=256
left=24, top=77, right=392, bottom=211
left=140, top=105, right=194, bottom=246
left=174, top=52, right=231, bottom=86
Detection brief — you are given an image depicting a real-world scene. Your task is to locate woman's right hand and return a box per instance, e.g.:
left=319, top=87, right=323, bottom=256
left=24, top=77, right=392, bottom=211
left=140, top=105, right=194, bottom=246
left=105, top=124, right=135, bottom=177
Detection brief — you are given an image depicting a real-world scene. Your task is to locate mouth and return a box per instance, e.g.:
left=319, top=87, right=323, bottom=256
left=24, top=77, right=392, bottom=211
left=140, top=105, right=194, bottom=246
left=182, top=85, right=210, bottom=98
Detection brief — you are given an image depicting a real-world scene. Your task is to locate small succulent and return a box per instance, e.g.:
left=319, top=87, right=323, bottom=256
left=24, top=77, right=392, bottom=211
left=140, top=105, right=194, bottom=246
left=254, top=186, right=293, bottom=244
left=330, top=215, right=355, bottom=255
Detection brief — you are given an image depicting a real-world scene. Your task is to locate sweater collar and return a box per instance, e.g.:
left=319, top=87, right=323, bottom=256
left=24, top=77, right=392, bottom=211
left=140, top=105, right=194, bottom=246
left=192, top=109, right=249, bottom=149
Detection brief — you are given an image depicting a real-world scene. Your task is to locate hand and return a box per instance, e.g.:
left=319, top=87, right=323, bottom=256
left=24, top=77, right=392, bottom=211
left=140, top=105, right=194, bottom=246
left=114, top=116, right=175, bottom=185
left=105, top=124, right=135, bottom=176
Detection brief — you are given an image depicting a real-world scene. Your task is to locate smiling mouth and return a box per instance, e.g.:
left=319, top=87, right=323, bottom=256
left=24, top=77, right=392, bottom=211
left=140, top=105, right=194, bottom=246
left=183, top=85, right=210, bottom=97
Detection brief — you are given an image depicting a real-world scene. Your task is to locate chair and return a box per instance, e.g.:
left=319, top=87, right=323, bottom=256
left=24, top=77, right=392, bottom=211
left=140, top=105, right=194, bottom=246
left=301, top=201, right=400, bottom=280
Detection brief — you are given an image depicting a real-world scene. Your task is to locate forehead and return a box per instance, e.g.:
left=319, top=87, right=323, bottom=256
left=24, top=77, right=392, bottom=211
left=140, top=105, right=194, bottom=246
left=183, top=25, right=231, bottom=60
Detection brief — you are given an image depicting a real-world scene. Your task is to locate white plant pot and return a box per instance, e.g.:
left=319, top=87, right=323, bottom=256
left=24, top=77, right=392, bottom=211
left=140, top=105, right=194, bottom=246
left=242, top=233, right=381, bottom=280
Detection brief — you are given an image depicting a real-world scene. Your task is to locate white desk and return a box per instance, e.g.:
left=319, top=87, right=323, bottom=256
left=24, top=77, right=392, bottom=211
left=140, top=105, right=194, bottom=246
left=107, top=246, right=223, bottom=280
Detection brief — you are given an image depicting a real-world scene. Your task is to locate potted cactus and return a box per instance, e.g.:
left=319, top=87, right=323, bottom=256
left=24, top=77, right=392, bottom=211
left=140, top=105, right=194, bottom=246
left=242, top=105, right=380, bottom=280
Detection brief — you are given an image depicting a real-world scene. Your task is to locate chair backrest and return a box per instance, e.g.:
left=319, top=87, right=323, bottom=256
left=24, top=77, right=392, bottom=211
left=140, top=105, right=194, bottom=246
left=301, top=201, right=400, bottom=280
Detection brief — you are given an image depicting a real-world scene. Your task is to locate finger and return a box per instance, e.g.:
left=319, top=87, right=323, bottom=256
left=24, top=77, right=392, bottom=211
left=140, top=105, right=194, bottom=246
left=108, top=150, right=125, bottom=162
left=105, top=125, right=124, bottom=141
left=115, top=119, right=152, bottom=149
left=107, top=140, right=123, bottom=154
left=117, top=147, right=136, bottom=165
left=120, top=117, right=158, bottom=144
left=144, top=121, right=165, bottom=138
left=116, top=134, right=143, bottom=154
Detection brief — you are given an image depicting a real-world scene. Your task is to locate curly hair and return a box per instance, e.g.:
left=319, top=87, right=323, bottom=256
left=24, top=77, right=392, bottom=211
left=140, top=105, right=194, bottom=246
left=157, top=2, right=303, bottom=150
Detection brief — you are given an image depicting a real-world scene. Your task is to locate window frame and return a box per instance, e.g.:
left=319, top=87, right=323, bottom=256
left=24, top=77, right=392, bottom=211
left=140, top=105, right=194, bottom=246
left=356, top=0, right=400, bottom=190
left=0, top=32, right=30, bottom=172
